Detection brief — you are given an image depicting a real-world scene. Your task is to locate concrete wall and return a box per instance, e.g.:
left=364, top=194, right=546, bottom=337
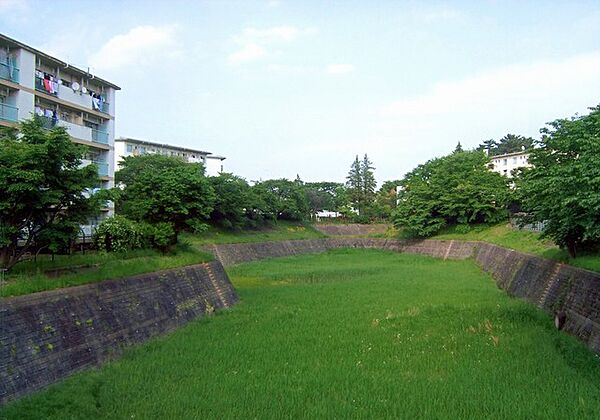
left=207, top=238, right=600, bottom=354
left=0, top=261, right=237, bottom=404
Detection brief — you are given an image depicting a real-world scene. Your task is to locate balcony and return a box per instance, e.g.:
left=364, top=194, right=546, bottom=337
left=35, top=76, right=58, bottom=96
left=91, top=128, right=109, bottom=144
left=39, top=116, right=110, bottom=146
left=0, top=62, right=19, bottom=83
left=0, top=103, right=18, bottom=123
left=81, top=160, right=109, bottom=177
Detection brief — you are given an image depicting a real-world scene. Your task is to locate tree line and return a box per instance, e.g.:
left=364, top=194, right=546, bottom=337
left=393, top=105, right=600, bottom=258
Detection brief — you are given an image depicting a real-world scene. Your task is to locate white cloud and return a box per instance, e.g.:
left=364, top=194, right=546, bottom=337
left=0, top=0, right=28, bottom=14
left=228, top=43, right=267, bottom=64
left=228, top=25, right=316, bottom=65
left=325, top=63, right=354, bottom=75
left=89, top=25, right=179, bottom=72
left=381, top=53, right=600, bottom=118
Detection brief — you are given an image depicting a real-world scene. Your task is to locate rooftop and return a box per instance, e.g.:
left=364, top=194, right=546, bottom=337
left=117, top=137, right=211, bottom=156
left=0, top=33, right=121, bottom=90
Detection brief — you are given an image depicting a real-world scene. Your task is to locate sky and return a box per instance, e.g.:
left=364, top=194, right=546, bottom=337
left=2, top=0, right=599, bottom=184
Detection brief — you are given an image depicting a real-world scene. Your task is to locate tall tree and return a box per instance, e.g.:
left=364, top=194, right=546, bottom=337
left=346, top=154, right=377, bottom=217
left=252, top=179, right=309, bottom=221
left=516, top=106, right=600, bottom=257
left=0, top=118, right=101, bottom=269
left=477, top=134, right=534, bottom=156
left=115, top=154, right=215, bottom=242
left=393, top=150, right=509, bottom=236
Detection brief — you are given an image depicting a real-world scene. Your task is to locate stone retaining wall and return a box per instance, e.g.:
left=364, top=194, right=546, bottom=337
left=0, top=261, right=237, bottom=404
left=206, top=238, right=478, bottom=267
left=207, top=239, right=600, bottom=354
left=313, top=223, right=390, bottom=236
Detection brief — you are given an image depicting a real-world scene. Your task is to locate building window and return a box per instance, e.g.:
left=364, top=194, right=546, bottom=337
left=513, top=157, right=517, bottom=164
left=126, top=144, right=133, bottom=153
left=503, top=159, right=507, bottom=165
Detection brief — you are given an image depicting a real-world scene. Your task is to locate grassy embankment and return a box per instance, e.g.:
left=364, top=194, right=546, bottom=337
left=0, top=221, right=324, bottom=298
left=380, top=223, right=600, bottom=273
left=3, top=249, right=600, bottom=418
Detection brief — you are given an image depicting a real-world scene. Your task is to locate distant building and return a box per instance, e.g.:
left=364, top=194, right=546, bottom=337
left=115, top=137, right=225, bottom=176
left=1, top=33, right=120, bottom=236
left=488, top=150, right=531, bottom=177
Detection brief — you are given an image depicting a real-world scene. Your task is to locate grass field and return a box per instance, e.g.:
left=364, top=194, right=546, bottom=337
left=3, top=249, right=600, bottom=418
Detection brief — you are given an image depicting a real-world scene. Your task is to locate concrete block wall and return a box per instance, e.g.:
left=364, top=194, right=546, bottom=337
left=0, top=261, right=237, bottom=404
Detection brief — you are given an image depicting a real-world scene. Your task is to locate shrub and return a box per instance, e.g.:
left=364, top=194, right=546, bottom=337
left=93, top=216, right=144, bottom=252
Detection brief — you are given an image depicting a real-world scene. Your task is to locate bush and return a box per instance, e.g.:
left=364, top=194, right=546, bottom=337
left=93, top=217, right=176, bottom=253
left=93, top=216, right=144, bottom=252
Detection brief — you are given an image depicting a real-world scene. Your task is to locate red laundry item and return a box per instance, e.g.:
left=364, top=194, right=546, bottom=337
left=43, top=79, right=51, bottom=93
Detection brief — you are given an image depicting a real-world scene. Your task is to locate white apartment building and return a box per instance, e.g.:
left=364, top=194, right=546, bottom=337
left=115, top=137, right=226, bottom=176
left=0, top=33, right=120, bottom=234
left=488, top=150, right=531, bottom=177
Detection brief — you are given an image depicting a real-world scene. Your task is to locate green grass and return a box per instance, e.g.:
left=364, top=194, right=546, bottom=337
left=1, top=243, right=212, bottom=298
left=182, top=220, right=326, bottom=247
left=3, top=249, right=600, bottom=418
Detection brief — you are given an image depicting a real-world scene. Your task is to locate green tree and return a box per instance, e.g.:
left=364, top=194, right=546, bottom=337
left=115, top=154, right=215, bottom=242
left=516, top=106, right=600, bottom=257
left=209, top=173, right=257, bottom=229
left=0, top=118, right=101, bottom=269
left=252, top=179, right=309, bottom=221
left=346, top=154, right=377, bottom=217
left=477, top=134, right=534, bottom=156
left=393, top=150, right=509, bottom=236
left=375, top=180, right=401, bottom=220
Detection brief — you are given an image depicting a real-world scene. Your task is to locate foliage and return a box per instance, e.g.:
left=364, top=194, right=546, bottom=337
left=515, top=106, right=600, bottom=257
left=303, top=181, right=347, bottom=217
left=93, top=216, right=144, bottom=252
left=0, top=118, right=101, bottom=270
left=345, top=154, right=377, bottom=217
left=6, top=250, right=600, bottom=418
left=251, top=179, right=309, bottom=221
left=209, top=173, right=262, bottom=229
left=374, top=180, right=401, bottom=220
left=477, top=133, right=534, bottom=156
left=393, top=150, right=509, bottom=237
left=115, top=154, right=215, bottom=241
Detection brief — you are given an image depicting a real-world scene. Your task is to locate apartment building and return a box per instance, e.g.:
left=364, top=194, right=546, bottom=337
left=115, top=137, right=226, bottom=176
left=488, top=150, right=531, bottom=177
left=0, top=33, right=120, bottom=232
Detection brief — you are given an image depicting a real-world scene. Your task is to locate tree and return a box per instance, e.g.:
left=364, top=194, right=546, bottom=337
left=0, top=118, right=101, bottom=269
left=345, top=154, right=377, bottom=217
left=303, top=181, right=347, bottom=218
left=477, top=134, right=534, bottom=156
left=375, top=180, right=401, bottom=220
left=393, top=150, right=509, bottom=237
left=516, top=106, right=600, bottom=258
left=209, top=173, right=259, bottom=229
left=252, top=179, right=309, bottom=221
left=115, top=154, right=215, bottom=242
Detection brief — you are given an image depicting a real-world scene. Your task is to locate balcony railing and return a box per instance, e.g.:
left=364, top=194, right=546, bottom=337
left=91, top=128, right=109, bottom=144
left=95, top=161, right=109, bottom=177
left=38, top=116, right=110, bottom=146
left=35, top=76, right=58, bottom=96
left=0, top=103, right=18, bottom=122
left=0, top=62, right=19, bottom=83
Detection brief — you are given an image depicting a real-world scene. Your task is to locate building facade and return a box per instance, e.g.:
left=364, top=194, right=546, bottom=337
left=115, top=137, right=225, bottom=176
left=1, top=34, right=120, bottom=233
left=488, top=150, right=531, bottom=177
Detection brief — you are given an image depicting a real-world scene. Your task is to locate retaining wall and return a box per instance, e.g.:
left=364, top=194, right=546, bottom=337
left=0, top=261, right=237, bottom=404
left=207, top=238, right=478, bottom=267
left=313, top=223, right=390, bottom=236
left=207, top=238, right=600, bottom=354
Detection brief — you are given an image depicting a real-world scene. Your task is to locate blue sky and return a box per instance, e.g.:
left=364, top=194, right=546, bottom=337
left=2, top=0, right=599, bottom=184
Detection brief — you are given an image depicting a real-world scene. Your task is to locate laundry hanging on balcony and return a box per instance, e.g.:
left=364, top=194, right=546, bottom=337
left=36, top=70, right=59, bottom=95
left=91, top=92, right=105, bottom=111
